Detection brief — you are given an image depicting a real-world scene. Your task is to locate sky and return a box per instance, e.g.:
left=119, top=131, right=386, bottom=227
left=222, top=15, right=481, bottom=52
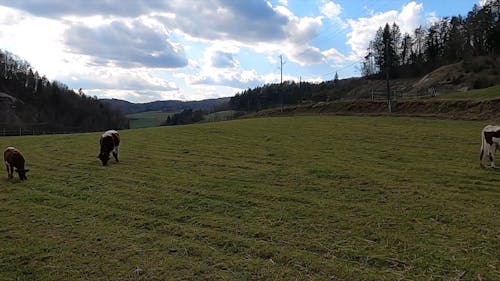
left=0, top=0, right=484, bottom=103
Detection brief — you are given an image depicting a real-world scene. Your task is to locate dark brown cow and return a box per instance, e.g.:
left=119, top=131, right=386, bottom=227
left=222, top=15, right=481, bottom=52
left=4, top=146, right=29, bottom=181
left=98, top=130, right=120, bottom=166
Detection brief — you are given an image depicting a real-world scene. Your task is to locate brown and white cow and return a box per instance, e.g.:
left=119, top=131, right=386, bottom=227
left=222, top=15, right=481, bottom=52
left=479, top=125, right=500, bottom=168
left=98, top=130, right=120, bottom=166
left=4, top=147, right=29, bottom=181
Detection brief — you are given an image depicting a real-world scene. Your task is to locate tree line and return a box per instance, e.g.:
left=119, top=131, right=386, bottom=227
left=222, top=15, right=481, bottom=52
left=227, top=77, right=358, bottom=112
left=361, top=0, right=500, bottom=78
left=0, top=49, right=127, bottom=132
left=162, top=108, right=205, bottom=126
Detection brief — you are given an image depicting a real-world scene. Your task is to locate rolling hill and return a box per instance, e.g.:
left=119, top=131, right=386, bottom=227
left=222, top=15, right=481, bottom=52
left=100, top=97, right=230, bottom=114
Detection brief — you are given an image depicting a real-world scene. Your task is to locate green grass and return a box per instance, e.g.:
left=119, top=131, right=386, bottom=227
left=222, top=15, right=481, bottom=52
left=435, top=85, right=500, bottom=100
left=126, top=110, right=175, bottom=128
left=0, top=116, right=499, bottom=280
left=203, top=110, right=239, bottom=122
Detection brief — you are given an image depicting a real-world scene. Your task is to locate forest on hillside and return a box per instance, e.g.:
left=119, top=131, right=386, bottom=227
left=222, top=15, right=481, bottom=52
left=361, top=0, right=500, bottom=78
left=228, top=1, right=500, bottom=112
left=0, top=49, right=127, bottom=133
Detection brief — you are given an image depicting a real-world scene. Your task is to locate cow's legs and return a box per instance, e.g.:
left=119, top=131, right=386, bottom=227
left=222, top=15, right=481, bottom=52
left=5, top=162, right=13, bottom=180
left=112, top=147, right=119, bottom=162
left=480, top=146, right=486, bottom=168
left=489, top=144, right=497, bottom=168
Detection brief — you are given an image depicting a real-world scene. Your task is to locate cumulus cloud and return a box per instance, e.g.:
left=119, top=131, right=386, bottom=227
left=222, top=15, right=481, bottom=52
left=86, top=89, right=183, bottom=103
left=63, top=68, right=178, bottom=92
left=0, top=0, right=353, bottom=101
left=323, top=48, right=348, bottom=62
left=2, top=0, right=340, bottom=67
left=320, top=1, right=342, bottom=19
left=0, top=6, right=69, bottom=79
left=190, top=69, right=263, bottom=89
left=268, top=6, right=332, bottom=65
left=0, top=0, right=291, bottom=43
left=155, top=1, right=289, bottom=43
left=397, top=1, right=425, bottom=33
left=63, top=67, right=181, bottom=103
left=210, top=51, right=239, bottom=68
left=64, top=20, right=187, bottom=68
left=347, top=1, right=425, bottom=58
left=0, top=0, right=169, bottom=18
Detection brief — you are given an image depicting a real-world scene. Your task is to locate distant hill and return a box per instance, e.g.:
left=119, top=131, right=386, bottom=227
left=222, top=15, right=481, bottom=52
left=100, top=97, right=230, bottom=114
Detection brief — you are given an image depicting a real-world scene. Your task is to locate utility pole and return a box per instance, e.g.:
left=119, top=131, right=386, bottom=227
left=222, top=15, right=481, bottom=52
left=279, top=55, right=285, bottom=84
left=279, top=55, right=285, bottom=112
left=385, top=40, right=392, bottom=113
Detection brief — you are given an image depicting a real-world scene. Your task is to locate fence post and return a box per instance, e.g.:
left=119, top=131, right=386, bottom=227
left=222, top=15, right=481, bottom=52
left=19, top=127, right=22, bottom=136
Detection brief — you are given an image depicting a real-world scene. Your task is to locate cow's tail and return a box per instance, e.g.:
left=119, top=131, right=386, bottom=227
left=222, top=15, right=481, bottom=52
left=480, top=129, right=485, bottom=167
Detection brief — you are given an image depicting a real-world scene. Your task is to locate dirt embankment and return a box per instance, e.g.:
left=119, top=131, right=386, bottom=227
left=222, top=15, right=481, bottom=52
left=254, top=98, right=500, bottom=121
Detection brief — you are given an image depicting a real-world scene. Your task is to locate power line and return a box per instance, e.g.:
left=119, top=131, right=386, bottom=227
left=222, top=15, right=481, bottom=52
left=313, top=0, right=391, bottom=49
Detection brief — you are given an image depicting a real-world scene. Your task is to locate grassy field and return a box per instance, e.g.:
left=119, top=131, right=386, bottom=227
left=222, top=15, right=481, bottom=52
left=203, top=110, right=239, bottom=123
left=126, top=111, right=175, bottom=129
left=0, top=116, right=499, bottom=280
left=436, top=85, right=500, bottom=100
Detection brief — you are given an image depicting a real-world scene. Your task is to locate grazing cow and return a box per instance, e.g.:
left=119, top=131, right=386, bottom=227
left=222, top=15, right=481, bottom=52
left=98, top=130, right=120, bottom=166
left=4, top=147, right=29, bottom=181
left=479, top=125, right=500, bottom=168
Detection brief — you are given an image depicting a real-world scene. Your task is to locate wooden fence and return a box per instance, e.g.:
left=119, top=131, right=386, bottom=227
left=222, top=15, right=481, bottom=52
left=0, top=127, right=84, bottom=137
left=367, top=88, right=437, bottom=101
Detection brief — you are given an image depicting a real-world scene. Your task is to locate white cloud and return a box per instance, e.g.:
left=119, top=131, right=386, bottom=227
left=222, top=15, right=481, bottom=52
left=397, top=1, right=425, bottom=34
left=347, top=1, right=425, bottom=58
left=320, top=1, right=348, bottom=29
left=278, top=0, right=288, bottom=6
left=65, top=68, right=177, bottom=91
left=69, top=67, right=183, bottom=103
left=64, top=19, right=188, bottom=68
left=86, top=89, right=184, bottom=103
left=202, top=43, right=241, bottom=69
left=320, top=1, right=342, bottom=19
left=189, top=68, right=263, bottom=89
left=323, top=48, right=347, bottom=62
left=156, top=1, right=290, bottom=43
left=0, top=0, right=357, bottom=101
left=0, top=6, right=69, bottom=79
left=425, top=11, right=439, bottom=25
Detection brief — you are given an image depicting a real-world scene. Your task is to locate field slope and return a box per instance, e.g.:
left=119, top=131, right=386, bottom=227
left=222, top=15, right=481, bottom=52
left=0, top=116, right=499, bottom=280
left=126, top=110, right=175, bottom=129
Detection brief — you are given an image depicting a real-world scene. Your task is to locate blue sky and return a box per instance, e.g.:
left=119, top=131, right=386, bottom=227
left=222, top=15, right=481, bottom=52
left=0, top=1, right=483, bottom=102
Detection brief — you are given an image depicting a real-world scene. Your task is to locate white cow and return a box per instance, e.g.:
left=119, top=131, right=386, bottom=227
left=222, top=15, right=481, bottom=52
left=480, top=125, right=500, bottom=168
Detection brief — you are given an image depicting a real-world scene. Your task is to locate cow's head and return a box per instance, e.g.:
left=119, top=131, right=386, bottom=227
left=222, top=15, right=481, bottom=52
left=98, top=153, right=110, bottom=166
left=15, top=168, right=29, bottom=180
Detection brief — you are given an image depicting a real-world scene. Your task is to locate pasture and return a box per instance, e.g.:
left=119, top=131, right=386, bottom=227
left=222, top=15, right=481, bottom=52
left=435, top=85, right=500, bottom=100
left=126, top=111, right=175, bottom=129
left=0, top=116, right=499, bottom=280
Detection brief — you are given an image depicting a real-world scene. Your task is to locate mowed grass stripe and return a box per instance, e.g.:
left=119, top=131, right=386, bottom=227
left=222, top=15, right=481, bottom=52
left=1, top=116, right=499, bottom=280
